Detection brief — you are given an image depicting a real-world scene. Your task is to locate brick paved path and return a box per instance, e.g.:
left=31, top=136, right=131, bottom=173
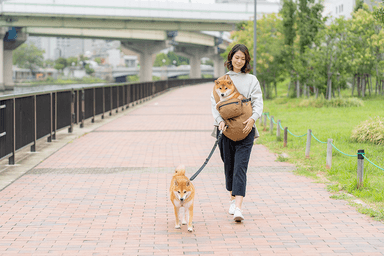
left=1, top=83, right=384, bottom=255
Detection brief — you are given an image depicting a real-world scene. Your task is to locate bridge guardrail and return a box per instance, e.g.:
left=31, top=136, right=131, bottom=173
left=0, top=78, right=214, bottom=164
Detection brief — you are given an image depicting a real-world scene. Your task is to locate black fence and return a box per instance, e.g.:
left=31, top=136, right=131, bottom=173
left=0, top=78, right=214, bottom=164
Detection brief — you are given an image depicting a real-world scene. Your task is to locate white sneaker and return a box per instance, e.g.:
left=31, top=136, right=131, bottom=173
left=229, top=200, right=236, bottom=215
left=233, top=207, right=244, bottom=222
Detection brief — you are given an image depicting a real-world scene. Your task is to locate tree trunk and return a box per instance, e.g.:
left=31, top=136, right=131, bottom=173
left=357, top=76, right=361, bottom=97
left=362, top=76, right=366, bottom=98
left=263, top=81, right=266, bottom=99
left=327, top=73, right=332, bottom=100
left=274, top=80, right=277, bottom=98
left=287, top=76, right=292, bottom=97
left=337, top=75, right=340, bottom=97
left=315, top=86, right=319, bottom=99
left=296, top=78, right=300, bottom=98
left=352, top=74, right=355, bottom=96
left=327, top=77, right=332, bottom=100
left=303, top=83, right=306, bottom=98
left=369, top=74, right=372, bottom=96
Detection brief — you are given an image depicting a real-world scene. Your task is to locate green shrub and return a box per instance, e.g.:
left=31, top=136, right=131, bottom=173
left=274, top=97, right=289, bottom=105
left=351, top=116, right=384, bottom=145
left=298, top=95, right=364, bottom=108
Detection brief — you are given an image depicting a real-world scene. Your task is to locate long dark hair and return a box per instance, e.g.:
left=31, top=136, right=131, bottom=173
left=224, top=44, right=252, bottom=73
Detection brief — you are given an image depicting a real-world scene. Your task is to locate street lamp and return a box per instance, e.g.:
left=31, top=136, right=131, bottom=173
left=253, top=0, right=257, bottom=76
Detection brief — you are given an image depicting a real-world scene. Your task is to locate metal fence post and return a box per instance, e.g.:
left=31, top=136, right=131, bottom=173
left=116, top=86, right=119, bottom=113
left=357, top=149, right=364, bottom=188
left=326, top=139, right=333, bottom=169
left=122, top=85, right=125, bottom=111
left=69, top=89, right=75, bottom=133
left=53, top=92, right=57, bottom=140
left=48, top=92, right=53, bottom=142
left=80, top=88, right=85, bottom=128
left=9, top=98, right=15, bottom=165
left=31, top=95, right=37, bottom=152
left=110, top=87, right=113, bottom=116
left=102, top=87, right=105, bottom=119
left=305, top=129, right=312, bottom=158
left=92, top=87, right=96, bottom=122
left=284, top=127, right=288, bottom=147
left=270, top=116, right=274, bottom=135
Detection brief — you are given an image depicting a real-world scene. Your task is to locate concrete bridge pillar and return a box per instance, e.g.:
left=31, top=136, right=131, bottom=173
left=175, top=46, right=226, bottom=79
left=121, top=41, right=168, bottom=82
left=174, top=46, right=205, bottom=79
left=0, top=27, right=27, bottom=91
left=211, top=54, right=226, bottom=78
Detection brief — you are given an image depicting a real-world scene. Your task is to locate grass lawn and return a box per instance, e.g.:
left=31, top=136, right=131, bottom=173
left=255, top=89, right=384, bottom=221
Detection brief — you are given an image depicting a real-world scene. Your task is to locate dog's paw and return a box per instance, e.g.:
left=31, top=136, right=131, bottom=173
left=182, top=220, right=187, bottom=225
left=175, top=225, right=181, bottom=229
left=188, top=227, right=193, bottom=232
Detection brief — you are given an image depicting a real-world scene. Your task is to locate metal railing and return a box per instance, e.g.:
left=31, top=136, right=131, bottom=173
left=0, top=78, right=214, bottom=164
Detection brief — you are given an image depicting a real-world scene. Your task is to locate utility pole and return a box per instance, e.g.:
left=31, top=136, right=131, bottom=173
left=253, top=0, right=257, bottom=76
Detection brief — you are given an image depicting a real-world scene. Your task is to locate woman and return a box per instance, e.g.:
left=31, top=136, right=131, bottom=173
left=211, top=44, right=263, bottom=222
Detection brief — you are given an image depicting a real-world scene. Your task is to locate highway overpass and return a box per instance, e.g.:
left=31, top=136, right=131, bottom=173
left=0, top=0, right=280, bottom=91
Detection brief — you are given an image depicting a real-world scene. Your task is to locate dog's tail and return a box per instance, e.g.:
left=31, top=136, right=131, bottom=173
left=174, top=165, right=186, bottom=176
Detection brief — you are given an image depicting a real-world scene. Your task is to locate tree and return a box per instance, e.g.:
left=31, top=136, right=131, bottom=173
left=154, top=53, right=170, bottom=67
left=13, top=43, right=45, bottom=74
left=354, top=0, right=364, bottom=13
left=85, top=64, right=94, bottom=75
left=54, top=57, right=68, bottom=72
left=348, top=4, right=379, bottom=97
left=67, top=56, right=78, bottom=67
left=223, top=13, right=284, bottom=99
left=296, top=0, right=324, bottom=98
left=280, top=0, right=297, bottom=97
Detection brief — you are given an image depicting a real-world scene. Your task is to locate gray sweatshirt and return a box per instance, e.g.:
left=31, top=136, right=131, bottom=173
left=211, top=71, right=263, bottom=137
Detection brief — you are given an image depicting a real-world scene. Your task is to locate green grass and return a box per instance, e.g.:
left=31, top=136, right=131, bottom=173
left=256, top=90, right=384, bottom=220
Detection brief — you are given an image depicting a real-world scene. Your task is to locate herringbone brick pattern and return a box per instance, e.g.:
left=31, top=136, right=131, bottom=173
left=0, top=83, right=383, bottom=255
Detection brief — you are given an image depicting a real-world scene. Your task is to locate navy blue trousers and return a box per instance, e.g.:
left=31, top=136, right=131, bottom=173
left=217, top=127, right=255, bottom=197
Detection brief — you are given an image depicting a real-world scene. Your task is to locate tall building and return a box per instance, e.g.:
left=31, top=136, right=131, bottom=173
left=323, top=0, right=380, bottom=20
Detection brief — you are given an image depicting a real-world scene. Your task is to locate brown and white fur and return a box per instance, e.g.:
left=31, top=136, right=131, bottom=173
left=169, top=165, right=195, bottom=232
left=214, top=78, right=245, bottom=104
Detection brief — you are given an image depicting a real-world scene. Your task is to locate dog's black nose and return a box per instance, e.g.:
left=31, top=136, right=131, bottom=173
left=180, top=198, right=184, bottom=201
left=221, top=94, right=224, bottom=97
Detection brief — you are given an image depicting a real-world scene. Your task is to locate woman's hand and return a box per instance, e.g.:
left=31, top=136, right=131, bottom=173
left=243, top=118, right=255, bottom=134
left=219, top=121, right=227, bottom=131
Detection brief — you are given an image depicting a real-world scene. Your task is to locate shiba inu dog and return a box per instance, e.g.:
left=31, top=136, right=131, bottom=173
left=170, top=165, right=195, bottom=232
left=214, top=78, right=245, bottom=104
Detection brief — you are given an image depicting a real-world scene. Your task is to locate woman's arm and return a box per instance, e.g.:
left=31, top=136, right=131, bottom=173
left=211, top=92, right=224, bottom=125
left=250, top=76, right=263, bottom=122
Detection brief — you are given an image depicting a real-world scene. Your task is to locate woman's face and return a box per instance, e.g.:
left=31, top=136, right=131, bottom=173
left=231, top=50, right=246, bottom=72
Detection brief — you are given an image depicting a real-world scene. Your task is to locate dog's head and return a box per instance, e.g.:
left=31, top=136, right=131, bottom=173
left=173, top=177, right=192, bottom=202
left=214, top=79, right=234, bottom=98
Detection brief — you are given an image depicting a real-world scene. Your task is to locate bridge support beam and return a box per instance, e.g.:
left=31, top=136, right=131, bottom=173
left=121, top=41, right=168, bottom=82
left=175, top=46, right=225, bottom=79
left=0, top=27, right=27, bottom=91
left=174, top=46, right=205, bottom=79
left=211, top=54, right=226, bottom=78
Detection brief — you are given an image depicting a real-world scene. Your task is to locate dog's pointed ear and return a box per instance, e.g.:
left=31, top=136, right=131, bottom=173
left=186, top=180, right=190, bottom=186
left=174, top=180, right=178, bottom=186
left=228, top=80, right=232, bottom=85
left=215, top=80, right=220, bottom=85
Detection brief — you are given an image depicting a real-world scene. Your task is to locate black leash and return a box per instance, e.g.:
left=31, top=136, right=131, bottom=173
left=190, top=129, right=223, bottom=181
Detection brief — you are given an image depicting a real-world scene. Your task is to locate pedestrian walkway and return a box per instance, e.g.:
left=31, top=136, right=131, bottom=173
left=0, top=82, right=384, bottom=255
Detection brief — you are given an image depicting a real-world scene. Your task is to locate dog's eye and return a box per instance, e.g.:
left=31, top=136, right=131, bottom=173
left=183, top=191, right=186, bottom=193
left=178, top=191, right=180, bottom=193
